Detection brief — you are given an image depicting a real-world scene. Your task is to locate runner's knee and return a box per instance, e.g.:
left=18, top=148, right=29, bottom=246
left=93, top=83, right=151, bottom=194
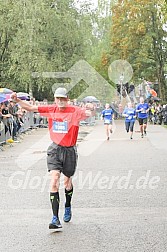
left=50, top=171, right=60, bottom=191
left=64, top=177, right=72, bottom=190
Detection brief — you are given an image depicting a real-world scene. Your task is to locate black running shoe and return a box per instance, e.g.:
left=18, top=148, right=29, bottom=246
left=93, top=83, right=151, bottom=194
left=144, top=130, right=147, bottom=136
left=49, top=216, right=62, bottom=229
left=141, top=134, right=144, bottom=138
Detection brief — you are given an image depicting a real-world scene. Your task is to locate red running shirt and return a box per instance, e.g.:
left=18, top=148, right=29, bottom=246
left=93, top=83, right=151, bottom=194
left=38, top=105, right=87, bottom=147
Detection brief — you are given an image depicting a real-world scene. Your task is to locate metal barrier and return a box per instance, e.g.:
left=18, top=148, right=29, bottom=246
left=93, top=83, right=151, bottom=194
left=80, top=115, right=96, bottom=126
left=0, top=121, right=6, bottom=148
left=0, top=118, right=13, bottom=146
left=19, top=112, right=34, bottom=133
left=33, top=113, right=48, bottom=128
left=0, top=111, right=48, bottom=148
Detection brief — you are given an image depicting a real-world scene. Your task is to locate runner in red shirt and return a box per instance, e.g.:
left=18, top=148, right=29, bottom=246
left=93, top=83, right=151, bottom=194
left=11, top=87, right=95, bottom=229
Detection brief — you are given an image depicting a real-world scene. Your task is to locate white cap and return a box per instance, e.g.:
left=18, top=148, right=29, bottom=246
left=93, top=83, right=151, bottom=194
left=54, top=87, right=68, bottom=98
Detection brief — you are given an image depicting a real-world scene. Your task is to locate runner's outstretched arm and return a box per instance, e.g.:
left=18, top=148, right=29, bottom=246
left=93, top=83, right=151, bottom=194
left=10, top=92, right=38, bottom=112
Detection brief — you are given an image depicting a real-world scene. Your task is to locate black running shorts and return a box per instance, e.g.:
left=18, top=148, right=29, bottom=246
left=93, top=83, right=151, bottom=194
left=47, top=142, right=78, bottom=178
left=138, top=118, right=147, bottom=125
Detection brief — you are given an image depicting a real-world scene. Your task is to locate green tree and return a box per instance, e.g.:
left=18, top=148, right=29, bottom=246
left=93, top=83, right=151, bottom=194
left=109, top=0, right=167, bottom=100
left=0, top=0, right=96, bottom=100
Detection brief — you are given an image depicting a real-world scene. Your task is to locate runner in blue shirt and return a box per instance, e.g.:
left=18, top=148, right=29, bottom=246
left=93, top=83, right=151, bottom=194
left=136, top=97, right=150, bottom=138
left=101, top=103, right=113, bottom=140
left=122, top=102, right=136, bottom=139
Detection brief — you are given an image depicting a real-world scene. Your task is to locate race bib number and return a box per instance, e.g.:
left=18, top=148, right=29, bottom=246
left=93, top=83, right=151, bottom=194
left=52, top=121, right=68, bottom=133
left=127, top=116, right=132, bottom=120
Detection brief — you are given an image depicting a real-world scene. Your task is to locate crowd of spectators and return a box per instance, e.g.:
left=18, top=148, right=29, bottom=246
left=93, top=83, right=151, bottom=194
left=0, top=101, right=25, bottom=141
left=0, top=98, right=49, bottom=145
left=148, top=102, right=167, bottom=125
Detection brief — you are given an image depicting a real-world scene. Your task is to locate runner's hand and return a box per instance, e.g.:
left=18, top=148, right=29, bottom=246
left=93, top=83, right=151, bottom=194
left=10, top=92, right=18, bottom=102
left=85, top=103, right=94, bottom=111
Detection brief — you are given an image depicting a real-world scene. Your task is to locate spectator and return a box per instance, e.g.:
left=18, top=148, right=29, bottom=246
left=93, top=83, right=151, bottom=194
left=1, top=103, right=13, bottom=138
left=8, top=101, right=18, bottom=140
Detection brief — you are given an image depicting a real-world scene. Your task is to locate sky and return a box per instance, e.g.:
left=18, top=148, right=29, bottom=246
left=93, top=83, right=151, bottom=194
left=74, top=0, right=98, bottom=10
left=74, top=0, right=111, bottom=16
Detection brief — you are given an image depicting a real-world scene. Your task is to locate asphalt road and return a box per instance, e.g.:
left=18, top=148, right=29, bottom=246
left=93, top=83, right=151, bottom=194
left=0, top=120, right=167, bottom=252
